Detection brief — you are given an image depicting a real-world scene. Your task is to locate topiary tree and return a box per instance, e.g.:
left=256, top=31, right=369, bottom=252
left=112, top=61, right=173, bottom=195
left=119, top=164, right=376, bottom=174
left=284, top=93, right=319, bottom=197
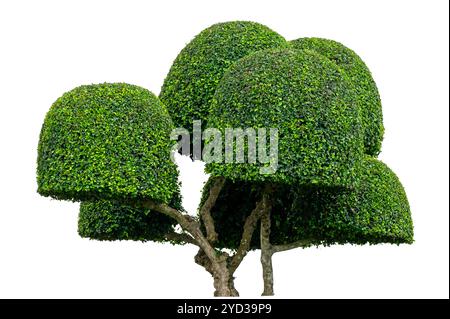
left=36, top=22, right=413, bottom=297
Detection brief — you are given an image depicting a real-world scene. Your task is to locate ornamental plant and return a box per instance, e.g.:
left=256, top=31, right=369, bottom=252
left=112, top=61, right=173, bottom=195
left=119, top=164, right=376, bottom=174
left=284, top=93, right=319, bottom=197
left=36, top=21, right=413, bottom=297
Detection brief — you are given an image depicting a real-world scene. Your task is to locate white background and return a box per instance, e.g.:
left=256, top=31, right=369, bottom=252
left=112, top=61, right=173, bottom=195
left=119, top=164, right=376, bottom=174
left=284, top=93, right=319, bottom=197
left=0, top=0, right=448, bottom=298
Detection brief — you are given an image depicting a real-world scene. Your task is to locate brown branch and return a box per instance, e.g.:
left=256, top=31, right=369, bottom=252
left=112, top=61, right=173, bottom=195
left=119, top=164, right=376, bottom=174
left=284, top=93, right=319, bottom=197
left=142, top=200, right=218, bottom=264
left=229, top=185, right=273, bottom=275
left=199, top=177, right=225, bottom=243
left=260, top=204, right=274, bottom=296
left=143, top=201, right=197, bottom=232
left=164, top=231, right=197, bottom=246
left=143, top=199, right=237, bottom=296
left=271, top=239, right=313, bottom=254
left=228, top=200, right=264, bottom=274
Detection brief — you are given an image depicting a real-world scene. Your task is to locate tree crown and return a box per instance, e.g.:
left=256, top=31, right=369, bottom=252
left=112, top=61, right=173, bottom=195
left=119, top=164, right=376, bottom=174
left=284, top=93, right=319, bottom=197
left=37, top=83, right=178, bottom=203
left=200, top=157, right=413, bottom=249
left=290, top=37, right=384, bottom=155
left=206, top=48, right=363, bottom=186
left=78, top=189, right=183, bottom=242
left=159, top=21, right=288, bottom=131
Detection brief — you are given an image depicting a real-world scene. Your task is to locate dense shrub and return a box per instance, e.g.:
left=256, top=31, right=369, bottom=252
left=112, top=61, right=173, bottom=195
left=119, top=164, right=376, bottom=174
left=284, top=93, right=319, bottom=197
left=290, top=38, right=384, bottom=155
left=37, top=83, right=178, bottom=203
left=206, top=48, right=363, bottom=186
left=201, top=157, right=413, bottom=249
left=78, top=190, right=183, bottom=242
left=159, top=21, right=288, bottom=132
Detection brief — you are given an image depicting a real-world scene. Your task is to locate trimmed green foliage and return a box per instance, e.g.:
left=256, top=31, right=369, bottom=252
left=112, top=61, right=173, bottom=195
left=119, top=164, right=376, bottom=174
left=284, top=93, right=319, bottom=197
left=290, top=37, right=384, bottom=155
left=78, top=189, right=183, bottom=242
left=37, top=83, right=178, bottom=203
left=200, top=157, right=413, bottom=249
left=159, top=21, right=288, bottom=131
left=206, top=48, right=363, bottom=186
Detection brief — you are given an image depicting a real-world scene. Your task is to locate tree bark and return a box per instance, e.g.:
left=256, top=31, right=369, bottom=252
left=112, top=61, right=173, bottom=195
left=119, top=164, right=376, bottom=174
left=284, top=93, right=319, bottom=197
left=199, top=177, right=225, bottom=243
left=228, top=198, right=265, bottom=274
left=195, top=249, right=238, bottom=296
left=229, top=184, right=274, bottom=275
left=271, top=239, right=313, bottom=253
left=213, top=261, right=238, bottom=297
left=260, top=193, right=274, bottom=296
left=260, top=250, right=274, bottom=296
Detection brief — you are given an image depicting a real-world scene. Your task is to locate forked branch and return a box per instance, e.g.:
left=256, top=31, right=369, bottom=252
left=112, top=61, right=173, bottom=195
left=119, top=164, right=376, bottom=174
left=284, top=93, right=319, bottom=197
left=164, top=231, right=197, bottom=245
left=271, top=239, right=313, bottom=253
left=142, top=201, right=217, bottom=263
left=199, top=177, right=225, bottom=243
left=229, top=185, right=274, bottom=275
left=142, top=201, right=197, bottom=233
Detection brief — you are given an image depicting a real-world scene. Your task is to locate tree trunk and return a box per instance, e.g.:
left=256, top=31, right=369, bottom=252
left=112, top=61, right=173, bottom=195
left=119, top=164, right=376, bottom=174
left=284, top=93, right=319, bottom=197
left=260, top=199, right=274, bottom=296
left=260, top=249, right=274, bottom=296
left=195, top=249, right=239, bottom=297
left=228, top=277, right=239, bottom=297
left=213, top=263, right=239, bottom=297
left=191, top=184, right=276, bottom=297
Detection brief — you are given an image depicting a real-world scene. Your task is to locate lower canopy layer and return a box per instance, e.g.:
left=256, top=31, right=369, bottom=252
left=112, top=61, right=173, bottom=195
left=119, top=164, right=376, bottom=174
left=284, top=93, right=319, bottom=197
left=199, top=157, right=413, bottom=249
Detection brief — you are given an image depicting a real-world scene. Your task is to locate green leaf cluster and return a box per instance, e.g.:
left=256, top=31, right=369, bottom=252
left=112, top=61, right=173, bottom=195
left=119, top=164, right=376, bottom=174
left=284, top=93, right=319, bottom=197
left=206, top=48, right=364, bottom=186
left=159, top=21, right=288, bottom=132
left=37, top=83, right=178, bottom=203
left=290, top=38, right=384, bottom=155
left=200, top=157, right=413, bottom=249
left=36, top=21, right=412, bottom=248
left=78, top=189, right=183, bottom=242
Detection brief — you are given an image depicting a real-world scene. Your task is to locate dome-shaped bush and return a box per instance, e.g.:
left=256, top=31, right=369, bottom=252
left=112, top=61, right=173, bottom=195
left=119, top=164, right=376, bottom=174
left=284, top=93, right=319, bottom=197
left=201, top=157, right=413, bottom=249
left=37, top=83, right=178, bottom=203
left=159, top=21, right=288, bottom=131
left=206, top=48, right=363, bottom=186
left=290, top=38, right=384, bottom=155
left=78, top=190, right=183, bottom=242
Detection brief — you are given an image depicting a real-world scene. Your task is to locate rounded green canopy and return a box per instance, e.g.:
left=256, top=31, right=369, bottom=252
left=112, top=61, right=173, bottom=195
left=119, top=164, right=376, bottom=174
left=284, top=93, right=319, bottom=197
left=290, top=37, right=384, bottom=155
left=206, top=48, right=363, bottom=187
left=159, top=21, right=288, bottom=132
left=200, top=157, right=413, bottom=249
left=78, top=190, right=183, bottom=242
left=37, top=83, right=178, bottom=203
